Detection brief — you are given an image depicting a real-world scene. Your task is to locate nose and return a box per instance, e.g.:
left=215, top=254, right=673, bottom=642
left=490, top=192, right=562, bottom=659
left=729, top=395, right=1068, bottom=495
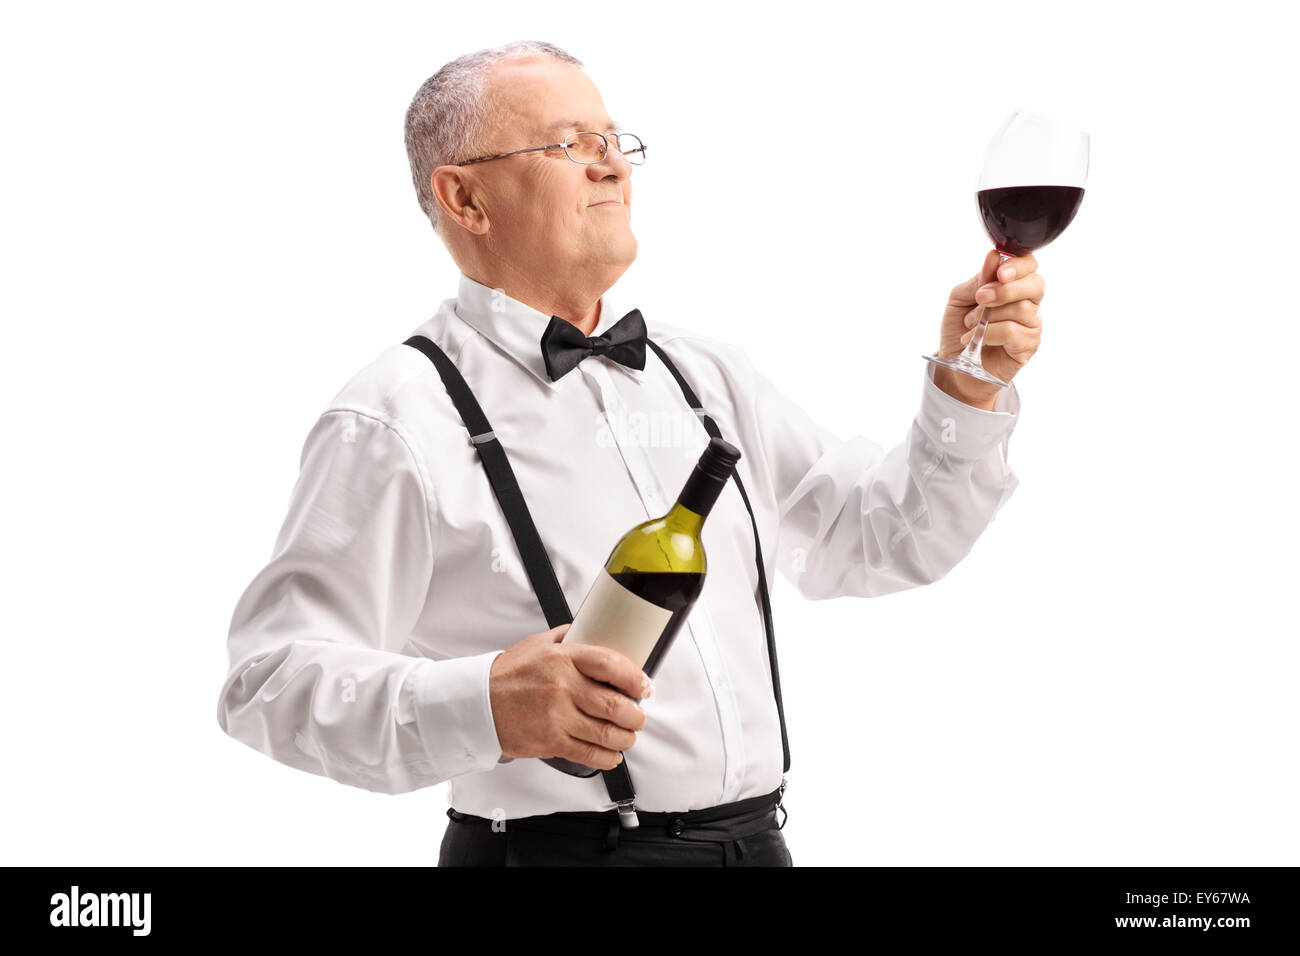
left=587, top=140, right=633, bottom=180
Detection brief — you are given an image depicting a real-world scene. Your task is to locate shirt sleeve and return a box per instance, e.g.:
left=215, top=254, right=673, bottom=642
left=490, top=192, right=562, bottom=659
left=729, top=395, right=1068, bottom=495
left=752, top=357, right=1022, bottom=600
left=216, top=408, right=507, bottom=794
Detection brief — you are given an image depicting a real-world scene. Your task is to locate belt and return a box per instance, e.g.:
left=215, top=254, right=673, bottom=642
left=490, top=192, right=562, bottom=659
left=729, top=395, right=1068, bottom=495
left=448, top=780, right=788, bottom=852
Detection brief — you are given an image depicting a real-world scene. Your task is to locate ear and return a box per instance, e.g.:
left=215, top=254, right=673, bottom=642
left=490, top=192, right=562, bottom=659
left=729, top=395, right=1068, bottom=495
left=431, top=165, right=489, bottom=235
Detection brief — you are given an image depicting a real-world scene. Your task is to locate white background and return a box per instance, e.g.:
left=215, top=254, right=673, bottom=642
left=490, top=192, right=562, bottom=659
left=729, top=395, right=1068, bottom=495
left=3, top=0, right=1296, bottom=867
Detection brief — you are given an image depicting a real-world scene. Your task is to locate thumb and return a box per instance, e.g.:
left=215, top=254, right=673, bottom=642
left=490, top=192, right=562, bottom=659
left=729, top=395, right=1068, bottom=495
left=954, top=249, right=1002, bottom=305
left=977, top=247, right=1003, bottom=288
left=550, top=622, right=571, bottom=642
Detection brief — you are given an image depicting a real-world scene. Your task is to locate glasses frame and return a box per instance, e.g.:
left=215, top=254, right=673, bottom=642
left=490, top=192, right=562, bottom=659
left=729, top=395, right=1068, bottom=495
left=454, top=131, right=646, bottom=167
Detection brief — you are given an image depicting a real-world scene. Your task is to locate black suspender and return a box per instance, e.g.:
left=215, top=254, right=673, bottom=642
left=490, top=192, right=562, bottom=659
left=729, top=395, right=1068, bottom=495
left=403, top=332, right=791, bottom=826
left=644, top=340, right=791, bottom=775
left=401, top=337, right=574, bottom=633
left=401, top=334, right=639, bottom=825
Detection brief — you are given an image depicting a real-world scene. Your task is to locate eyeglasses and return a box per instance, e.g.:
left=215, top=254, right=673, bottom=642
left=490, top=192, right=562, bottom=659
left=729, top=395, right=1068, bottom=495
left=455, top=131, right=646, bottom=167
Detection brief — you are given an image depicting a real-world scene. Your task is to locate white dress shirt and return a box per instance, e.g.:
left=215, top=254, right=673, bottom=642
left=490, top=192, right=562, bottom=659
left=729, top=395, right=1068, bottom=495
left=217, top=271, right=1021, bottom=818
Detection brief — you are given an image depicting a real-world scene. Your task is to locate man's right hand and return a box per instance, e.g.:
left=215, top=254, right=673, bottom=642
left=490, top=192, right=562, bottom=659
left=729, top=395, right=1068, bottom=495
left=488, top=623, right=652, bottom=771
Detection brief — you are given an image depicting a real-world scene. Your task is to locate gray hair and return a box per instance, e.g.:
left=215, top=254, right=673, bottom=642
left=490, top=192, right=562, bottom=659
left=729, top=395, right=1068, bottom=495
left=403, top=40, right=584, bottom=238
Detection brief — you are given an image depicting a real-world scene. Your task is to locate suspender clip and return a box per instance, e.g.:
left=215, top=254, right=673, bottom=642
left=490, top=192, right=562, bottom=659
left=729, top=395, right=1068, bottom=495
left=615, top=798, right=640, bottom=829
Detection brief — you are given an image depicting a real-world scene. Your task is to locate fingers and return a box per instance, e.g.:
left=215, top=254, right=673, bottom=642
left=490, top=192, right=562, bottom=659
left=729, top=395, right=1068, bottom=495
left=559, top=693, right=639, bottom=771
left=975, top=272, right=1045, bottom=309
left=967, top=296, right=1042, bottom=332
left=962, top=299, right=1040, bottom=332
left=566, top=643, right=652, bottom=700
left=557, top=732, right=625, bottom=772
left=951, top=249, right=1039, bottom=309
left=567, top=701, right=640, bottom=753
left=995, top=252, right=1037, bottom=283
left=963, top=315, right=1042, bottom=362
left=574, top=679, right=649, bottom=733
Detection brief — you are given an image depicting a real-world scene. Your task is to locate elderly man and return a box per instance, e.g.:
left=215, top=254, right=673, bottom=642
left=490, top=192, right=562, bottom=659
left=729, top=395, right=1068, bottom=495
left=216, top=39, right=1043, bottom=867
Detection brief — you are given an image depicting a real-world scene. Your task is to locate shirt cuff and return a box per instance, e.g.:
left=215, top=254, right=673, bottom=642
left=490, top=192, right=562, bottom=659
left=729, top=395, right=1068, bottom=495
left=405, top=650, right=507, bottom=778
left=917, top=362, right=1020, bottom=459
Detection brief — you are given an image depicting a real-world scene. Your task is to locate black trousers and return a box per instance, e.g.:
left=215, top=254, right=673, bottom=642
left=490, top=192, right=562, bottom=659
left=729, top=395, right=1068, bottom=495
left=438, top=786, right=792, bottom=867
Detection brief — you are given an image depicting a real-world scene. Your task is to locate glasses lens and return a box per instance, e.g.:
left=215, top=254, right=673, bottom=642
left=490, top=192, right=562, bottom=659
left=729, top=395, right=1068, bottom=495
left=564, top=132, right=608, bottom=164
left=615, top=133, right=646, bottom=165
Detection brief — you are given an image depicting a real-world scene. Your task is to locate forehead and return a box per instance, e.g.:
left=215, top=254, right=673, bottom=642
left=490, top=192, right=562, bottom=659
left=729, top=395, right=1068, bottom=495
left=487, top=58, right=617, bottom=135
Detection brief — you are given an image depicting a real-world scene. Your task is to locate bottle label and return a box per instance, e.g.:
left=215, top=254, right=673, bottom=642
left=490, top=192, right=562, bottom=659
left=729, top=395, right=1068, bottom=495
left=562, top=569, right=673, bottom=670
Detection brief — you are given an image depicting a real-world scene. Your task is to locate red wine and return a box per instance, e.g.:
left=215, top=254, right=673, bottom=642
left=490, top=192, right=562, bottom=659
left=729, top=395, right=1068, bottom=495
left=977, top=185, right=1084, bottom=256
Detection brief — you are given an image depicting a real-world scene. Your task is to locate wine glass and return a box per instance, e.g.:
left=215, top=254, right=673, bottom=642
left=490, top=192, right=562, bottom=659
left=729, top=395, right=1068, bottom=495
left=924, top=109, right=1090, bottom=388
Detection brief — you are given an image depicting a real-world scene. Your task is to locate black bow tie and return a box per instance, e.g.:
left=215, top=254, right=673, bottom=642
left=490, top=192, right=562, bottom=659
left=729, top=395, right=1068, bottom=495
left=540, top=308, right=648, bottom=381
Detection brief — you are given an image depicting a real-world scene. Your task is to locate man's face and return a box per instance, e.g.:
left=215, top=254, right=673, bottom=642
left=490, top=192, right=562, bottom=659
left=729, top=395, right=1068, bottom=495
left=463, top=58, right=637, bottom=284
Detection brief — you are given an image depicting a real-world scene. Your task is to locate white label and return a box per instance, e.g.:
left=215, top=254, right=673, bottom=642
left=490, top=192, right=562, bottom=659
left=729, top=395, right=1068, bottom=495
left=562, top=569, right=673, bottom=670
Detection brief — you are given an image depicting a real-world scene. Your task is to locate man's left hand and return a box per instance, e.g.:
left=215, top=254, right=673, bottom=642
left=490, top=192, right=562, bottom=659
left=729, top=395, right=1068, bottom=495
left=932, top=248, right=1044, bottom=410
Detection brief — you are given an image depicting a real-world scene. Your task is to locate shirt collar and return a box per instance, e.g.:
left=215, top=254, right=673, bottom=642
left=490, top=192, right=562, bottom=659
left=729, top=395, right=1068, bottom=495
left=452, top=272, right=647, bottom=388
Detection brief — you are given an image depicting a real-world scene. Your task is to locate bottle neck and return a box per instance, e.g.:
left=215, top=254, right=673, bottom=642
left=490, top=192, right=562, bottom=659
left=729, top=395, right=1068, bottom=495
left=671, top=465, right=728, bottom=531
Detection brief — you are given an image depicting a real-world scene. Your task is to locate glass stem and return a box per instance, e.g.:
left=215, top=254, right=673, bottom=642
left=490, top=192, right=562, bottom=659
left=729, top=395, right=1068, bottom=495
left=959, top=251, right=1013, bottom=362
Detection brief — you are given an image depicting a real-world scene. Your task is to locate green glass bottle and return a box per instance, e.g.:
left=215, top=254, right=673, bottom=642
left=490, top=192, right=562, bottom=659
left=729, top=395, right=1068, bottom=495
left=545, top=437, right=742, bottom=777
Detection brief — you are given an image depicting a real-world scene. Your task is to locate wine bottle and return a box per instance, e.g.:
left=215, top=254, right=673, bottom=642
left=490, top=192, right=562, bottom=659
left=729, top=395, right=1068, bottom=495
left=544, top=437, right=742, bottom=777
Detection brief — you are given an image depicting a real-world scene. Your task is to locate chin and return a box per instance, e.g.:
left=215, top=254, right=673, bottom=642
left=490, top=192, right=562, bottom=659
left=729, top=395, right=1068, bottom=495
left=615, top=233, right=638, bottom=265
left=595, top=227, right=636, bottom=254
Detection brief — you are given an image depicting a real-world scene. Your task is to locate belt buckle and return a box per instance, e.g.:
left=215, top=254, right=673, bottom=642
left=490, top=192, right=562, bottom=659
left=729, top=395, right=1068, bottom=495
left=775, top=776, right=788, bottom=830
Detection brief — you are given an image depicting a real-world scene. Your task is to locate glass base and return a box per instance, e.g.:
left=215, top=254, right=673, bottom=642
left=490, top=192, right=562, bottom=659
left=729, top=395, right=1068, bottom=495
left=922, top=351, right=1011, bottom=389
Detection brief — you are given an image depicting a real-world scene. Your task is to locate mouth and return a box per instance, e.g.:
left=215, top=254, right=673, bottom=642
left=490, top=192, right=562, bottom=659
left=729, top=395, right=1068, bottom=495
left=588, top=200, right=624, bottom=207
